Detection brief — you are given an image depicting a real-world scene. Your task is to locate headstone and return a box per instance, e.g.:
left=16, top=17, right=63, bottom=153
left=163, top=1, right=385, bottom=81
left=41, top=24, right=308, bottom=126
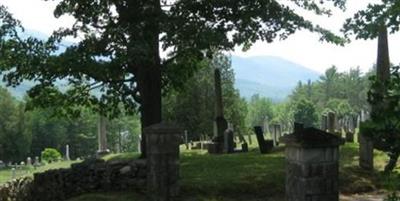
left=26, top=157, right=32, bottom=166
left=327, top=112, right=336, bottom=134
left=212, top=68, right=228, bottom=154
left=281, top=123, right=344, bottom=201
left=241, top=143, right=248, bottom=152
left=253, top=126, right=273, bottom=154
left=224, top=129, right=234, bottom=153
left=34, top=156, right=40, bottom=166
left=345, top=116, right=355, bottom=143
left=66, top=144, right=70, bottom=161
left=0, top=160, right=4, bottom=169
left=272, top=124, right=282, bottom=147
left=97, top=115, right=109, bottom=155
left=145, top=123, right=181, bottom=201
left=264, top=117, right=270, bottom=136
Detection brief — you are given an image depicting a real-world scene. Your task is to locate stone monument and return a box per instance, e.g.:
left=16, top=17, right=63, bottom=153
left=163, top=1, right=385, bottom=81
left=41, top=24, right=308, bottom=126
left=281, top=123, right=344, bottom=201
left=145, top=123, right=181, bottom=201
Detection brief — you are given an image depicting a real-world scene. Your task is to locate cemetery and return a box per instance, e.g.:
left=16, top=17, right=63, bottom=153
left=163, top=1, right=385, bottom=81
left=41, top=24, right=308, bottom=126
left=0, top=1, right=400, bottom=201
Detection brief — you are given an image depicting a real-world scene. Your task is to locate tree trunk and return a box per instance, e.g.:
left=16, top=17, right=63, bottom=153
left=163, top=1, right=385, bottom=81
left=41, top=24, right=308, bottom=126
left=135, top=0, right=162, bottom=159
left=138, top=67, right=162, bottom=158
left=384, top=152, right=399, bottom=173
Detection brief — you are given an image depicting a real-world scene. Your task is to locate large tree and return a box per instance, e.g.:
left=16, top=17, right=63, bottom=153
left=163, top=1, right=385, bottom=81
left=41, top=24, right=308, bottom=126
left=0, top=1, right=346, bottom=157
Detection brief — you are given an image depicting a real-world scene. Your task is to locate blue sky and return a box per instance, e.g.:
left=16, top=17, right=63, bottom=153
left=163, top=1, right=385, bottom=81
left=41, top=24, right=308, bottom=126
left=1, top=0, right=397, bottom=73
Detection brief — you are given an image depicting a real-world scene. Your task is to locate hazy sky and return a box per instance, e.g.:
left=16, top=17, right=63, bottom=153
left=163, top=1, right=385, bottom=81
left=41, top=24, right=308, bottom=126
left=0, top=0, right=396, bottom=73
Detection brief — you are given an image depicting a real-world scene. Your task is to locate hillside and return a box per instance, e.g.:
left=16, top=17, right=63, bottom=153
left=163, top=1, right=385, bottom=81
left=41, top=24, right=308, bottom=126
left=232, top=56, right=321, bottom=101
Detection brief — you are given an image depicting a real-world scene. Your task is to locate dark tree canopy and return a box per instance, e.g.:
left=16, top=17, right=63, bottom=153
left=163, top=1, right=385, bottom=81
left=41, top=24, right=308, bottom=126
left=343, top=0, right=400, bottom=39
left=0, top=1, right=347, bottom=157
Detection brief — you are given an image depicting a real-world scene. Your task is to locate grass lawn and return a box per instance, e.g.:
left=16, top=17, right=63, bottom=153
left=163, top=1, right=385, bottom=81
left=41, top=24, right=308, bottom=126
left=0, top=160, right=79, bottom=185
left=63, top=141, right=400, bottom=201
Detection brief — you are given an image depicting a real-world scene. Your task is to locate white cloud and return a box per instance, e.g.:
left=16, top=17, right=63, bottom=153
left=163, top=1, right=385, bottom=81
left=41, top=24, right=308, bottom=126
left=0, top=0, right=74, bottom=35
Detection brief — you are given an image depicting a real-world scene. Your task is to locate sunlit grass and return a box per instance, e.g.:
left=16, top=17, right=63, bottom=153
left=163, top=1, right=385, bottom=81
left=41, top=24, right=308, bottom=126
left=0, top=160, right=80, bottom=185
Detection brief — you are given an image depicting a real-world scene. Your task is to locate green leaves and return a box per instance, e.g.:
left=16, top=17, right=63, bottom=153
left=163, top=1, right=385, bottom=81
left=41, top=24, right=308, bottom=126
left=343, top=0, right=400, bottom=39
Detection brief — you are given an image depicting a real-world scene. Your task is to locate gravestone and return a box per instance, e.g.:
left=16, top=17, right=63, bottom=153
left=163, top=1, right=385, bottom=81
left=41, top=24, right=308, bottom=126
left=66, top=144, right=70, bottom=161
left=0, top=160, right=4, bottom=169
left=345, top=117, right=355, bottom=143
left=211, top=68, right=228, bottom=154
left=253, top=126, right=273, bottom=154
left=97, top=116, right=109, bottom=155
left=272, top=124, right=282, bottom=147
left=359, top=110, right=373, bottom=170
left=26, top=157, right=32, bottom=166
left=34, top=156, right=40, bottom=167
left=327, top=112, right=336, bottom=134
left=281, top=123, right=344, bottom=201
left=224, top=129, right=234, bottom=153
left=145, top=123, right=181, bottom=201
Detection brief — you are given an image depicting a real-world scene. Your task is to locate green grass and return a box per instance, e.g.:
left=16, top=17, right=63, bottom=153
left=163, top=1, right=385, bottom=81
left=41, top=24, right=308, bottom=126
left=67, top=192, right=145, bottom=201
left=64, top=142, right=400, bottom=201
left=102, top=152, right=140, bottom=162
left=0, top=160, right=79, bottom=185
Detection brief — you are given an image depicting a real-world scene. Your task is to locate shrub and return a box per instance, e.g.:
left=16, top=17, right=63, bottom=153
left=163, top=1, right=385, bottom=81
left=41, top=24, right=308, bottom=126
left=41, top=148, right=62, bottom=163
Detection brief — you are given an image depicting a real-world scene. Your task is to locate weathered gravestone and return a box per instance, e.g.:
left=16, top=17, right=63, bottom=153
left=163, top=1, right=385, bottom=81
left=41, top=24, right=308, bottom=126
left=26, top=157, right=32, bottom=166
left=65, top=144, right=70, bottom=161
left=224, top=129, right=235, bottom=153
left=272, top=124, right=282, bottom=147
left=145, top=123, right=181, bottom=201
left=253, top=126, right=273, bottom=154
left=345, top=117, right=355, bottom=143
left=359, top=110, right=373, bottom=171
left=281, top=123, right=344, bottom=201
left=208, top=69, right=228, bottom=154
left=327, top=112, right=336, bottom=135
left=97, top=116, right=109, bottom=156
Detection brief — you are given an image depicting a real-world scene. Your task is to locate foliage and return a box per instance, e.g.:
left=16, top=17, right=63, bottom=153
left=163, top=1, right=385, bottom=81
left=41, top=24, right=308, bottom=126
left=163, top=53, right=247, bottom=140
left=0, top=1, right=347, bottom=129
left=41, top=148, right=62, bottom=163
left=246, top=94, right=274, bottom=128
left=293, top=98, right=318, bottom=127
left=343, top=0, right=400, bottom=39
left=286, top=66, right=371, bottom=130
left=385, top=193, right=400, bottom=201
left=0, top=86, right=140, bottom=163
left=361, top=66, right=400, bottom=172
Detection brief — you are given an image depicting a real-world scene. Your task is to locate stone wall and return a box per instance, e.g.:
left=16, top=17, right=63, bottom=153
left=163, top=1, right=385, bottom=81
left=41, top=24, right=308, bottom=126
left=0, top=158, right=146, bottom=201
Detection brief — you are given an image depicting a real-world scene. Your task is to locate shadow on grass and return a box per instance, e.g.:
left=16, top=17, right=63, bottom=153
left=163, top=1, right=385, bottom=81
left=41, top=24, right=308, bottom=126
left=180, top=148, right=285, bottom=200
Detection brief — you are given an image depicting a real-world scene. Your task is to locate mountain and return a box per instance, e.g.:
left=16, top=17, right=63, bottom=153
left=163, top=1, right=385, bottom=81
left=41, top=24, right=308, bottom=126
left=232, top=56, right=321, bottom=101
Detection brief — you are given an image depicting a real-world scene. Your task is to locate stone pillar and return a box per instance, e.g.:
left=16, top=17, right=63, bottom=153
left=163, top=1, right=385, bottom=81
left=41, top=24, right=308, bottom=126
left=359, top=134, right=374, bottom=170
left=214, top=69, right=228, bottom=153
left=327, top=112, right=336, bottom=134
left=97, top=116, right=109, bottom=155
left=224, top=129, right=234, bottom=153
left=272, top=124, right=281, bottom=147
left=145, top=123, right=181, bottom=201
left=26, top=157, right=32, bottom=166
left=65, top=144, right=70, bottom=161
left=281, top=123, right=344, bottom=201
